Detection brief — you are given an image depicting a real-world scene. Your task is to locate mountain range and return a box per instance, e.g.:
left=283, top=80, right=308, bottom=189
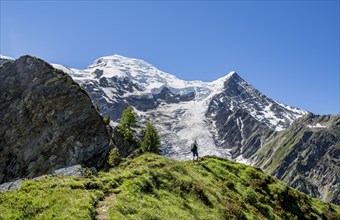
left=0, top=54, right=338, bottom=205
left=51, top=55, right=307, bottom=161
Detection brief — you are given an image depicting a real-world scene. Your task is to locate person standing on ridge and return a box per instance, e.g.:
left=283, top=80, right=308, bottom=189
left=191, top=140, right=199, bottom=161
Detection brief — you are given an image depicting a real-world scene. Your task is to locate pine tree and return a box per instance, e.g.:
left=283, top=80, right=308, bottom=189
left=141, top=121, right=161, bottom=154
left=117, top=106, right=138, bottom=141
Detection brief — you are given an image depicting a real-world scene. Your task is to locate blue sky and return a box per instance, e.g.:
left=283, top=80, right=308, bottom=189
left=1, top=1, right=339, bottom=114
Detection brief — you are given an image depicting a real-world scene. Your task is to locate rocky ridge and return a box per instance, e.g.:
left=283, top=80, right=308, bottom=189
left=0, top=56, right=111, bottom=183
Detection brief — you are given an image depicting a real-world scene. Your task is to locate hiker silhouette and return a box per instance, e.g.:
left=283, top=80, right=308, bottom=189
left=191, top=140, right=199, bottom=161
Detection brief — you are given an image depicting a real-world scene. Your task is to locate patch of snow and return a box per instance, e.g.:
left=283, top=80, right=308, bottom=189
left=307, top=123, right=326, bottom=128
left=51, top=63, right=75, bottom=75
left=234, top=155, right=251, bottom=165
left=276, top=101, right=308, bottom=115
left=237, top=117, right=245, bottom=153
left=209, top=71, right=236, bottom=90
left=101, top=87, right=116, bottom=103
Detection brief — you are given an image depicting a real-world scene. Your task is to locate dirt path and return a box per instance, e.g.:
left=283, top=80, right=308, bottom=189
left=95, top=194, right=116, bottom=220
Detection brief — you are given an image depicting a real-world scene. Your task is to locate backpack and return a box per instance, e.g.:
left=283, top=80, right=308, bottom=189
left=191, top=143, right=197, bottom=152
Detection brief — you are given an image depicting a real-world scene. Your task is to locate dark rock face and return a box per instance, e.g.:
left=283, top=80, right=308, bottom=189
left=252, top=114, right=340, bottom=204
left=111, top=128, right=140, bottom=158
left=0, top=56, right=111, bottom=183
left=153, top=87, right=195, bottom=104
left=209, top=107, right=274, bottom=158
left=81, top=76, right=133, bottom=122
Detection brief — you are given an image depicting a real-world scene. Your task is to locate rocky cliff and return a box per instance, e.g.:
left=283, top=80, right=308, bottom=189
left=251, top=114, right=340, bottom=204
left=0, top=56, right=111, bottom=183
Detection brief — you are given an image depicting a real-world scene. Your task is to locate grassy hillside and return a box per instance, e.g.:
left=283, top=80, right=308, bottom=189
left=0, top=154, right=339, bottom=219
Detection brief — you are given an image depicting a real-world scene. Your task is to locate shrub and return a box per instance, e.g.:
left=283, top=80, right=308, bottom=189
left=108, top=148, right=121, bottom=167
left=245, top=188, right=257, bottom=205
left=95, top=103, right=100, bottom=113
left=103, top=115, right=110, bottom=125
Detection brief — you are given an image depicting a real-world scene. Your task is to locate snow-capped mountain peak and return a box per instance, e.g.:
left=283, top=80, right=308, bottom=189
left=69, top=55, right=211, bottom=96
left=90, top=54, right=155, bottom=71
left=52, top=54, right=307, bottom=161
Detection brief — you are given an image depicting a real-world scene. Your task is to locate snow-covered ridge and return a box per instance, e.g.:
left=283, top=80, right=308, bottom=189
left=51, top=63, right=75, bottom=75
left=88, top=55, right=207, bottom=93
left=0, top=54, right=14, bottom=60
left=53, top=54, right=234, bottom=99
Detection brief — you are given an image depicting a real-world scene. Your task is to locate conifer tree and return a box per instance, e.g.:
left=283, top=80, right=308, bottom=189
left=117, top=106, right=138, bottom=141
left=141, top=121, right=161, bottom=154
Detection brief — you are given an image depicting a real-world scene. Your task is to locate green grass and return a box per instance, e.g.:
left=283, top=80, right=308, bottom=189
left=0, top=154, right=339, bottom=219
left=256, top=128, right=305, bottom=173
left=0, top=177, right=104, bottom=219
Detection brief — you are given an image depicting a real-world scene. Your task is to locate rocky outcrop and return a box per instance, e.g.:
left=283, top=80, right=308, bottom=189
left=251, top=114, right=340, bottom=204
left=0, top=179, right=23, bottom=192
left=0, top=56, right=111, bottom=183
left=0, top=165, right=88, bottom=192
left=111, top=128, right=141, bottom=158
